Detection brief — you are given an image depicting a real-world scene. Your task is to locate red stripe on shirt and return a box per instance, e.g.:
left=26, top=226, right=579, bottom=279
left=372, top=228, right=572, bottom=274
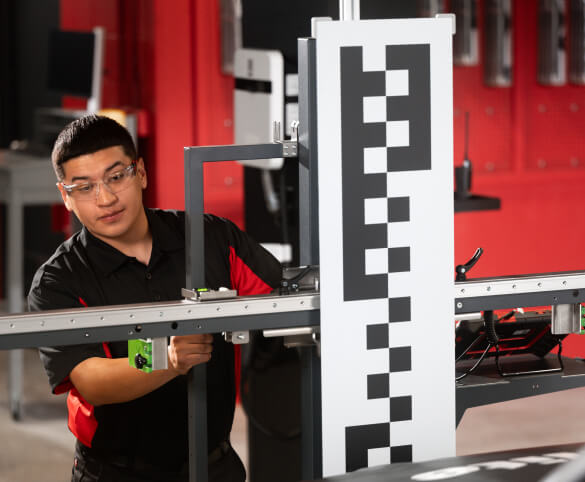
left=228, top=246, right=273, bottom=296
left=64, top=296, right=111, bottom=447
left=67, top=388, right=98, bottom=447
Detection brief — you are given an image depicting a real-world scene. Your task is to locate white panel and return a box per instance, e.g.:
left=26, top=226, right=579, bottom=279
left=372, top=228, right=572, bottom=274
left=362, top=43, right=386, bottom=71
left=363, top=96, right=387, bottom=123
left=368, top=447, right=391, bottom=467
left=387, top=371, right=415, bottom=397
left=389, top=420, right=414, bottom=447
left=364, top=147, right=387, bottom=174
left=387, top=316, right=415, bottom=347
left=365, top=248, right=388, bottom=275
left=386, top=120, right=410, bottom=147
left=364, top=198, right=388, bottom=225
left=386, top=69, right=409, bottom=96
left=366, top=346, right=390, bottom=373
left=317, top=17, right=455, bottom=477
left=285, top=73, right=299, bottom=96
left=234, top=48, right=284, bottom=170
left=387, top=221, right=412, bottom=248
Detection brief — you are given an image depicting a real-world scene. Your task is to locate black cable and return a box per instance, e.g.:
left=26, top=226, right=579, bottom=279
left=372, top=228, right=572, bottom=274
left=484, top=310, right=499, bottom=345
left=285, top=266, right=312, bottom=284
left=455, top=335, right=482, bottom=362
left=456, top=310, right=501, bottom=381
left=497, top=310, right=515, bottom=322
left=456, top=343, right=493, bottom=381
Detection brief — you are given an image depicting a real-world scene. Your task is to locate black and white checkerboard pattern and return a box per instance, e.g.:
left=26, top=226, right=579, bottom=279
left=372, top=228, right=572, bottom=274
left=340, top=43, right=431, bottom=472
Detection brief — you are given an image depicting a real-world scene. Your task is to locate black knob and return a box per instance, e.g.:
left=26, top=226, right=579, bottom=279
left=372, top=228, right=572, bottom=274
left=134, top=353, right=148, bottom=369
left=456, top=248, right=483, bottom=281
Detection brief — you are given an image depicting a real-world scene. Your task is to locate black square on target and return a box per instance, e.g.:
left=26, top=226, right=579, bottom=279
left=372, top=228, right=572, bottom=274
left=390, top=396, right=412, bottom=422
left=388, top=197, right=410, bottom=222
left=367, top=373, right=389, bottom=399
left=390, top=346, right=411, bottom=372
left=367, top=324, right=389, bottom=350
left=391, top=445, right=413, bottom=463
left=389, top=297, right=411, bottom=323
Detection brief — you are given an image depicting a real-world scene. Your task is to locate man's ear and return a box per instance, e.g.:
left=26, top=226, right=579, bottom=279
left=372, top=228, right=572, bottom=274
left=137, top=157, right=147, bottom=189
left=57, top=183, right=73, bottom=212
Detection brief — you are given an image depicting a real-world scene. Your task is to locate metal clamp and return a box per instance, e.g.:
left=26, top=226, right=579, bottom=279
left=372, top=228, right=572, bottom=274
left=263, top=326, right=320, bottom=354
left=551, top=303, right=581, bottom=334
left=181, top=287, right=238, bottom=301
left=273, top=120, right=299, bottom=158
left=224, top=331, right=250, bottom=344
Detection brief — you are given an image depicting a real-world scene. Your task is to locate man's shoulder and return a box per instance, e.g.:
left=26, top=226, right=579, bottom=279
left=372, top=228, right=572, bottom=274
left=148, top=208, right=184, bottom=225
left=30, top=232, right=87, bottom=291
left=40, top=231, right=86, bottom=271
left=203, top=213, right=238, bottom=233
left=147, top=209, right=241, bottom=242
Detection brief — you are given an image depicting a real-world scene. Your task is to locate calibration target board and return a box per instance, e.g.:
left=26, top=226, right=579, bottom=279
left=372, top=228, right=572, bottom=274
left=316, top=17, right=455, bottom=477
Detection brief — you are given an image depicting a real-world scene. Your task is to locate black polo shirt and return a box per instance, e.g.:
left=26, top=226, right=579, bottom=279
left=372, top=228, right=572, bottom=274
left=28, top=208, right=281, bottom=468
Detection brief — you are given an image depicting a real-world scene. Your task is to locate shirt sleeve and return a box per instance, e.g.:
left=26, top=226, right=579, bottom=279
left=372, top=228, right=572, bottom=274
left=28, top=265, right=106, bottom=394
left=221, top=217, right=282, bottom=296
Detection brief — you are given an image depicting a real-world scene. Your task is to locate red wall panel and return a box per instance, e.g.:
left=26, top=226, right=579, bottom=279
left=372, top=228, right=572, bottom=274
left=454, top=1, right=585, bottom=356
left=151, top=0, right=196, bottom=209
left=453, top=5, right=513, bottom=174
left=192, top=0, right=242, bottom=227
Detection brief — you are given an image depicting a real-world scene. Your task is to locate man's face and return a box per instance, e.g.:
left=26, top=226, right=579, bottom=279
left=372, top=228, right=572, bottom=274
left=57, top=145, right=147, bottom=242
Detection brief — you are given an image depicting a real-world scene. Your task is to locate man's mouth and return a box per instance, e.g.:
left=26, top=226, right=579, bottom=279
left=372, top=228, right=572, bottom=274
left=98, top=209, right=124, bottom=222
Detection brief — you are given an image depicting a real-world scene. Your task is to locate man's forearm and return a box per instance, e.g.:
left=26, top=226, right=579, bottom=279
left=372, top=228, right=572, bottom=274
left=70, top=357, right=179, bottom=406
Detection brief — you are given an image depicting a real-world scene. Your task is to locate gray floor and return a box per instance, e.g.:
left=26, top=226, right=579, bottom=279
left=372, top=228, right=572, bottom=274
left=1, top=349, right=585, bottom=481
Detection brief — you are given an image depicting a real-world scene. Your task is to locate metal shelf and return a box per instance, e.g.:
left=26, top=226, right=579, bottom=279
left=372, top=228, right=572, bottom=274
left=456, top=355, right=585, bottom=425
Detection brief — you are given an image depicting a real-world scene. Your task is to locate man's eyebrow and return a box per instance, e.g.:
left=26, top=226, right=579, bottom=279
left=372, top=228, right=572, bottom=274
left=70, top=160, right=125, bottom=183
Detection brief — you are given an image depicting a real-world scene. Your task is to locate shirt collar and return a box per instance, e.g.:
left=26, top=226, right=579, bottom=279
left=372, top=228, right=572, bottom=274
left=145, top=208, right=183, bottom=253
left=81, top=208, right=183, bottom=277
left=81, top=227, right=130, bottom=277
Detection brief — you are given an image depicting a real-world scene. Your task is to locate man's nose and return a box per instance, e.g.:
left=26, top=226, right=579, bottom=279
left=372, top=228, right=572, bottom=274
left=95, top=181, right=117, bottom=204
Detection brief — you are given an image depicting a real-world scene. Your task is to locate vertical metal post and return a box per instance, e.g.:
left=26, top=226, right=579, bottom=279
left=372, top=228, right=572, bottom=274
left=339, top=0, right=360, bottom=21
left=298, top=38, right=320, bottom=267
left=300, top=347, right=322, bottom=478
left=184, top=147, right=208, bottom=482
left=7, top=183, right=23, bottom=420
left=298, top=37, right=322, bottom=480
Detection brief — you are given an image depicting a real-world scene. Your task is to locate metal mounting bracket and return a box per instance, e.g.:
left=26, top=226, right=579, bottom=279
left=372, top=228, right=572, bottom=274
left=273, top=120, right=299, bottom=157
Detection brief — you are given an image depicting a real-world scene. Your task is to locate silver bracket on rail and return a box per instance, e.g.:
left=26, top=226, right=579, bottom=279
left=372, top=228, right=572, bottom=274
left=181, top=287, right=238, bottom=301
left=263, top=326, right=320, bottom=356
left=224, top=331, right=250, bottom=345
left=273, top=120, right=299, bottom=158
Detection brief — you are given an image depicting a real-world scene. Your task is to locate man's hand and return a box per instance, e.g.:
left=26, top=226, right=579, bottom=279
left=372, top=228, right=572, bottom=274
left=168, top=334, right=214, bottom=375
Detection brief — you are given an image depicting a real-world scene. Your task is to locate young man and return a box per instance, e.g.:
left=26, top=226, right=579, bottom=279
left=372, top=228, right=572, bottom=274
left=28, top=115, right=281, bottom=481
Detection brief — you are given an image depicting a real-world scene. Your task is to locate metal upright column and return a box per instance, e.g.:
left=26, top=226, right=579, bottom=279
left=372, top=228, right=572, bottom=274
left=298, top=37, right=323, bottom=480
left=184, top=142, right=285, bottom=481
left=339, top=0, right=360, bottom=21
left=7, top=182, right=24, bottom=420
left=185, top=148, right=208, bottom=482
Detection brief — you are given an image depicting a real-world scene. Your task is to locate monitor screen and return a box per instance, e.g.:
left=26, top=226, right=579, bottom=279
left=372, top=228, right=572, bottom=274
left=47, top=30, right=95, bottom=98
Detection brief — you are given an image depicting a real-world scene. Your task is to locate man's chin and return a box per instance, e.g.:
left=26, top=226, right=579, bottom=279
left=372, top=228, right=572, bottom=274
left=90, top=223, right=128, bottom=241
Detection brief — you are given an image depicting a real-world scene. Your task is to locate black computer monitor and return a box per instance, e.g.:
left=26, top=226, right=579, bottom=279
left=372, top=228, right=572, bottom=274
left=46, top=27, right=104, bottom=112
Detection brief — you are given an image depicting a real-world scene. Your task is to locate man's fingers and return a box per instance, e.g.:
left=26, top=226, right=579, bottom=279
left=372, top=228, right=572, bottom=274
left=174, top=343, right=213, bottom=355
left=171, top=334, right=214, bottom=345
left=184, top=353, right=212, bottom=364
left=168, top=335, right=214, bottom=375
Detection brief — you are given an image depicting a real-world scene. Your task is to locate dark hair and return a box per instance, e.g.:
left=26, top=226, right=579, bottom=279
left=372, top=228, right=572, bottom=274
left=52, top=114, right=137, bottom=181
